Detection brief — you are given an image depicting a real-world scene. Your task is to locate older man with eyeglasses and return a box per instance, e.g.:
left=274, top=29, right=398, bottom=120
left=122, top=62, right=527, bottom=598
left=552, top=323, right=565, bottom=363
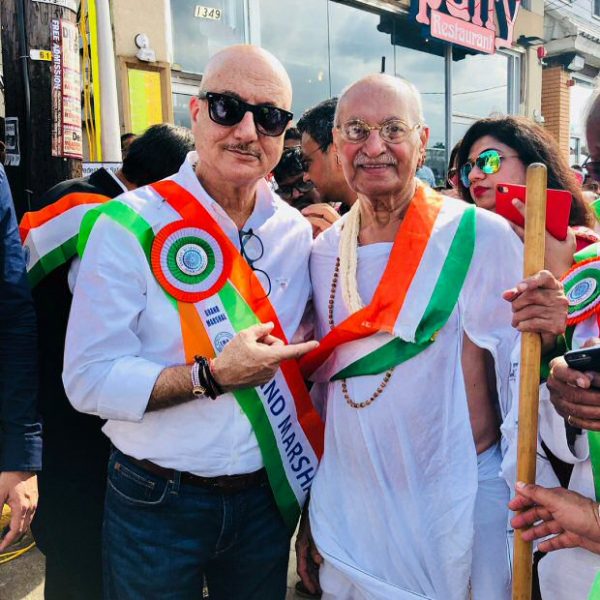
left=295, top=74, right=568, bottom=600
left=63, top=45, right=323, bottom=600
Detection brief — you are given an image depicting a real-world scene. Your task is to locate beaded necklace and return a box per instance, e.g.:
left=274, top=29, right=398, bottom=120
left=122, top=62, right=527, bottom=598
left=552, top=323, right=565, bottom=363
left=329, top=201, right=395, bottom=409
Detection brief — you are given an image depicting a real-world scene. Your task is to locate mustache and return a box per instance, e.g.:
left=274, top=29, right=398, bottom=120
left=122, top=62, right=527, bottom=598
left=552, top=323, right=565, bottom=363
left=223, top=144, right=261, bottom=158
left=353, top=154, right=397, bottom=167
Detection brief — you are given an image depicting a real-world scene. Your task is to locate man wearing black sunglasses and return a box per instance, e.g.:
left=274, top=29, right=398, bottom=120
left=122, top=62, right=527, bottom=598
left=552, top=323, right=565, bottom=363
left=64, top=45, right=320, bottom=600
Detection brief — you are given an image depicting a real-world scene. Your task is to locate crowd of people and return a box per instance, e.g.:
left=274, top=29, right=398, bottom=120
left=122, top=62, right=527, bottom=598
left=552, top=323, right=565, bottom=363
left=2, top=42, right=600, bottom=600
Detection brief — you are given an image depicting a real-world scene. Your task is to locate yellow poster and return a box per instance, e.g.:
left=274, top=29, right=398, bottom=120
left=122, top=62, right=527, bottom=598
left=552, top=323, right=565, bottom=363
left=128, top=69, right=163, bottom=134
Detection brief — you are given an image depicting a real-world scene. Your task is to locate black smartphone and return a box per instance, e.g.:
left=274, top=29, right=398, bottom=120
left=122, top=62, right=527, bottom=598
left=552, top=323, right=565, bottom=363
left=564, top=344, right=600, bottom=371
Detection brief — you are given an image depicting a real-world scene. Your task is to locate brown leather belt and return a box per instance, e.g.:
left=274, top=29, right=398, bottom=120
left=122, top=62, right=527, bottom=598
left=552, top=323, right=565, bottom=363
left=121, top=454, right=268, bottom=493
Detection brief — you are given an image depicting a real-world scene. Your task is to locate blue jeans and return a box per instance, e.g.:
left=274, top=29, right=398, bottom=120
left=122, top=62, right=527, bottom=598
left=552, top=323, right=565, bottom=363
left=103, top=449, right=291, bottom=600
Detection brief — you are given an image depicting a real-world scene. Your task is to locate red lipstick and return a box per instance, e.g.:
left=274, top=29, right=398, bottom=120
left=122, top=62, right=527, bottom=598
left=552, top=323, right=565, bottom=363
left=472, top=186, right=488, bottom=199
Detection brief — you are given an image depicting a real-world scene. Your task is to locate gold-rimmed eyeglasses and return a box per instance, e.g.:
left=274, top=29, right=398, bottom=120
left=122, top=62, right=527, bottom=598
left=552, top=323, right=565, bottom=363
left=336, top=118, right=422, bottom=144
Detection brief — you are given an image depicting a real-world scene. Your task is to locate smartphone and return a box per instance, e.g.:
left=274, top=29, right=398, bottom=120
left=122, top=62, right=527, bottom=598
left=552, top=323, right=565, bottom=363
left=564, top=344, right=600, bottom=371
left=495, top=183, right=572, bottom=241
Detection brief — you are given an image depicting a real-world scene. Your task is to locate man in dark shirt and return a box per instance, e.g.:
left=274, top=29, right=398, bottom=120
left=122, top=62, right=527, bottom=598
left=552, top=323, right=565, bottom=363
left=0, top=163, right=41, bottom=552
left=26, top=124, right=194, bottom=600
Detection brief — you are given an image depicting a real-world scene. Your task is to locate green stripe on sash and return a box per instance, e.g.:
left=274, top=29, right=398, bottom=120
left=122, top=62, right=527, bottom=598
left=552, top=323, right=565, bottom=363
left=28, top=234, right=78, bottom=287
left=589, top=432, right=600, bottom=502
left=588, top=571, right=600, bottom=600
left=78, top=201, right=176, bottom=312
left=219, top=281, right=301, bottom=530
left=78, top=200, right=155, bottom=264
left=336, top=205, right=476, bottom=380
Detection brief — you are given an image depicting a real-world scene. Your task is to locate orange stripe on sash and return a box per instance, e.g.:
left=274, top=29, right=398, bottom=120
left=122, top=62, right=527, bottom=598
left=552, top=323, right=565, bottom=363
left=178, top=301, right=215, bottom=363
left=151, top=180, right=324, bottom=457
left=19, top=192, right=110, bottom=241
left=300, top=185, right=443, bottom=377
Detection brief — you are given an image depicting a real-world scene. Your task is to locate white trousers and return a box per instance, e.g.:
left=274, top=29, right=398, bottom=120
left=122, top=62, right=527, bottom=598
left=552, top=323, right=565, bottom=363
left=471, top=441, right=512, bottom=600
left=320, top=442, right=511, bottom=600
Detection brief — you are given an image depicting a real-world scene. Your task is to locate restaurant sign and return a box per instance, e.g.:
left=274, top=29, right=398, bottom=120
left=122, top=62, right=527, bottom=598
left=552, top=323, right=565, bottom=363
left=412, top=0, right=521, bottom=54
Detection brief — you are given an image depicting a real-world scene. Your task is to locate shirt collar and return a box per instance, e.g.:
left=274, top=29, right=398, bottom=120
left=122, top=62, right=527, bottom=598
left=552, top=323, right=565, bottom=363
left=106, top=168, right=128, bottom=193
left=176, top=151, right=277, bottom=229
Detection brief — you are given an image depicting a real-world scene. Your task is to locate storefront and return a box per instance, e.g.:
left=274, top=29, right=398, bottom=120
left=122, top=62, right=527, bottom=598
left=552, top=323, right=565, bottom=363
left=168, top=0, right=535, bottom=182
left=111, top=0, right=543, bottom=182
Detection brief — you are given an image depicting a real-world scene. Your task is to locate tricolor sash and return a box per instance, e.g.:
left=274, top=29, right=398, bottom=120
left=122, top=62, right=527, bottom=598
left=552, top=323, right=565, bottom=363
left=562, top=253, right=600, bottom=504
left=300, top=187, right=476, bottom=382
left=19, top=192, right=110, bottom=286
left=78, top=180, right=324, bottom=530
left=590, top=572, right=600, bottom=600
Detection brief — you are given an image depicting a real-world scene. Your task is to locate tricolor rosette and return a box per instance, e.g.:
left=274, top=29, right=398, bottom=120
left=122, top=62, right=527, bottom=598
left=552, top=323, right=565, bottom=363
left=563, top=257, right=600, bottom=325
left=151, top=221, right=231, bottom=302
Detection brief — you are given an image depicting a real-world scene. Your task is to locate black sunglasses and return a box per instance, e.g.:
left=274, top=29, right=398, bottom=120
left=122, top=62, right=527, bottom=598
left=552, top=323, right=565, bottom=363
left=198, top=91, right=293, bottom=137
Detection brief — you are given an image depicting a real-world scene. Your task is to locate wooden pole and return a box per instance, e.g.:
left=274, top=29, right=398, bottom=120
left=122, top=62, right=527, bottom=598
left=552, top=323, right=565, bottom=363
left=512, top=163, right=548, bottom=600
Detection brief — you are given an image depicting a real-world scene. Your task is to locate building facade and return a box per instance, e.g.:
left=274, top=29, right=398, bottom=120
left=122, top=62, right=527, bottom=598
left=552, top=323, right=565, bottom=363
left=108, top=0, right=544, bottom=181
left=543, top=0, right=600, bottom=163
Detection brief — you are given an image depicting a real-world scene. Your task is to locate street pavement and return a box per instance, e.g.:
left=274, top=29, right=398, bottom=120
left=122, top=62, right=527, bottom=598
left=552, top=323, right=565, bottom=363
left=0, top=531, right=303, bottom=600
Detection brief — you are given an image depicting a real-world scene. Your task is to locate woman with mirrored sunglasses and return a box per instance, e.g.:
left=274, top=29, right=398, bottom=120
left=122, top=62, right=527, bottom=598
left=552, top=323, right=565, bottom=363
left=456, top=115, right=595, bottom=278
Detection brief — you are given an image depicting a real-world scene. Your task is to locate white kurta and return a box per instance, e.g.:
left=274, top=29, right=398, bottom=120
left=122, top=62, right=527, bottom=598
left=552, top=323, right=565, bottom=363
left=309, top=198, right=522, bottom=600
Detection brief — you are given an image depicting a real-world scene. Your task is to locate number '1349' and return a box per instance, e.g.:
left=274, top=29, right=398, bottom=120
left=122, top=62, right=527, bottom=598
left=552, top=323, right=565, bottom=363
left=194, top=5, right=223, bottom=20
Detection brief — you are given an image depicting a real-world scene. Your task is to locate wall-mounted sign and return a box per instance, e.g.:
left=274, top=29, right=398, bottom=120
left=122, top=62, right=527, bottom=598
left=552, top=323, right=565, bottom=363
left=82, top=163, right=121, bottom=178
left=30, top=49, right=53, bottom=61
left=32, top=0, right=78, bottom=13
left=50, top=18, right=83, bottom=159
left=4, top=117, right=21, bottom=167
left=127, top=69, right=163, bottom=135
left=412, top=0, right=520, bottom=54
left=194, top=5, right=223, bottom=20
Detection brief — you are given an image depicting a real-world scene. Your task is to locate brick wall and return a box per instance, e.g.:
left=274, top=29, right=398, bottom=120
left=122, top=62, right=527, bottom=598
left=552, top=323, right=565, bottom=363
left=541, top=66, right=571, bottom=159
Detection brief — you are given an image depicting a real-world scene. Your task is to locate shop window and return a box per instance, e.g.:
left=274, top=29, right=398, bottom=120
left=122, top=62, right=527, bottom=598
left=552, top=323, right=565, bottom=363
left=571, top=78, right=594, bottom=164
left=170, top=0, right=246, bottom=75
left=451, top=51, right=509, bottom=152
left=170, top=72, right=202, bottom=129
left=255, top=0, right=330, bottom=118
left=595, top=0, right=600, bottom=17
left=328, top=2, right=395, bottom=95
left=394, top=44, right=445, bottom=184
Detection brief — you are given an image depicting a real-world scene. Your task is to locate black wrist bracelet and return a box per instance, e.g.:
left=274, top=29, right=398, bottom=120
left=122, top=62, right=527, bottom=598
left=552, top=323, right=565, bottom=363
left=194, top=356, right=223, bottom=400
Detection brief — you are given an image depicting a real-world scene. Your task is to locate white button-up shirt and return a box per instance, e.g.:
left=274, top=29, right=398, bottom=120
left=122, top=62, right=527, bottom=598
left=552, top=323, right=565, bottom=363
left=63, top=152, right=312, bottom=476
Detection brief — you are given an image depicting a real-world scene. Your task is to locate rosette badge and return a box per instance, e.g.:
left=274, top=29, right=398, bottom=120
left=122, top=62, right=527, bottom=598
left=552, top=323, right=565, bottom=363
left=563, top=258, right=600, bottom=324
left=151, top=221, right=231, bottom=303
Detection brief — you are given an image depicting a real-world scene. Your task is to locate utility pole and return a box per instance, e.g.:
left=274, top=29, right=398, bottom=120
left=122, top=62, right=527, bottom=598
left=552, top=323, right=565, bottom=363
left=0, top=0, right=82, bottom=218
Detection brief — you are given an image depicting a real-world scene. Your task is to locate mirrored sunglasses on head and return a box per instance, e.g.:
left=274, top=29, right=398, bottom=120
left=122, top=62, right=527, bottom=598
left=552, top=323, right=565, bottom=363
left=460, top=149, right=503, bottom=188
left=198, top=90, right=293, bottom=137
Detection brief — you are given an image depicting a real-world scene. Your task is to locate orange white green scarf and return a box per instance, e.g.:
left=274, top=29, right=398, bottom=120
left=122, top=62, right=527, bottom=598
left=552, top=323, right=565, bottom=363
left=300, top=187, right=476, bottom=382
left=19, top=192, right=110, bottom=286
left=77, top=180, right=324, bottom=531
